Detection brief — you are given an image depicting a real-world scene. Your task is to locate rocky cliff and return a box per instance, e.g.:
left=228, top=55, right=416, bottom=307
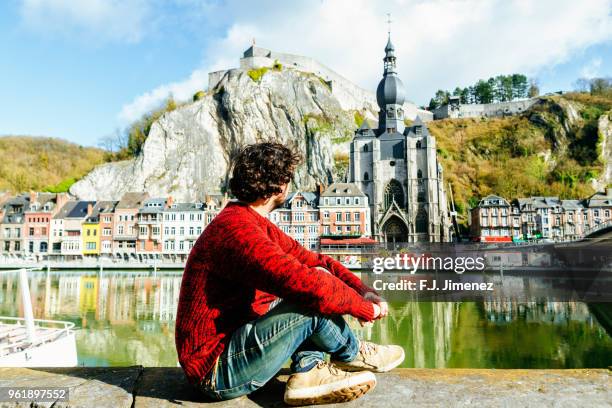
left=71, top=67, right=383, bottom=201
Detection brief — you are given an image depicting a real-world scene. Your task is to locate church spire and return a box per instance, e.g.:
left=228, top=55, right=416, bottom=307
left=384, top=13, right=396, bottom=74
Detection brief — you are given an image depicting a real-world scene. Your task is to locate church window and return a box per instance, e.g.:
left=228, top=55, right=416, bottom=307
left=416, top=140, right=422, bottom=148
left=390, top=161, right=395, bottom=167
left=364, top=172, right=369, bottom=181
left=363, top=144, right=369, bottom=152
left=416, top=208, right=428, bottom=233
left=384, top=179, right=404, bottom=209
left=417, top=169, right=422, bottom=178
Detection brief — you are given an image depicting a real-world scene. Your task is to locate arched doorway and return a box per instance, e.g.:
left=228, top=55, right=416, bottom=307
left=382, top=216, right=408, bottom=246
left=384, top=179, right=404, bottom=209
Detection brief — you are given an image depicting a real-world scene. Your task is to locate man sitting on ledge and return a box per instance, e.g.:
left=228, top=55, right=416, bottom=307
left=175, top=142, right=404, bottom=406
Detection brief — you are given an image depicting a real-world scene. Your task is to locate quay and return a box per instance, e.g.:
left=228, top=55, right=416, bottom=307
left=0, top=366, right=610, bottom=407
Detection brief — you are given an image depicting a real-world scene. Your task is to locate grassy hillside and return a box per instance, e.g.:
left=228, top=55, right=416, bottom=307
left=428, top=93, right=611, bottom=224
left=0, top=136, right=106, bottom=193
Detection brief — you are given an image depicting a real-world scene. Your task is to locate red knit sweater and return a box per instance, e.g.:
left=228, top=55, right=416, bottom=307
left=175, top=200, right=376, bottom=385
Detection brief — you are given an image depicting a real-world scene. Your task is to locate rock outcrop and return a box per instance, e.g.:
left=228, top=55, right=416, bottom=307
left=71, top=68, right=393, bottom=201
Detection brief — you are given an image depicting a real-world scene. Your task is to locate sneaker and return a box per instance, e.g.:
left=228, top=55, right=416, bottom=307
left=332, top=341, right=405, bottom=373
left=283, top=360, right=376, bottom=406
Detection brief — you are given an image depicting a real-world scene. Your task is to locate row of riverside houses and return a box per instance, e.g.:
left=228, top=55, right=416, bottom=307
left=0, top=182, right=377, bottom=263
left=469, top=188, right=612, bottom=242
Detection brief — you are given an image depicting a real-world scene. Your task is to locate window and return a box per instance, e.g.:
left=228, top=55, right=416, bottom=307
left=384, top=179, right=404, bottom=208
left=417, top=169, right=422, bottom=178
left=355, top=212, right=361, bottom=221
left=363, top=144, right=369, bottom=152
left=355, top=198, right=360, bottom=205
left=140, top=226, right=147, bottom=235
left=336, top=213, right=342, bottom=222
left=323, top=226, right=330, bottom=234
left=345, top=212, right=351, bottom=221
left=295, top=200, right=303, bottom=208
left=42, top=227, right=47, bottom=235
left=29, top=227, right=34, bottom=236
left=179, top=227, right=184, bottom=235
left=189, top=227, right=194, bottom=235
left=323, top=211, right=329, bottom=220
left=152, top=226, right=160, bottom=236
left=364, top=172, right=369, bottom=181
left=86, top=242, right=96, bottom=250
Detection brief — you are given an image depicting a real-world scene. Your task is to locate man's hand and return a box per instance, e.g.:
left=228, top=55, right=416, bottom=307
left=359, top=302, right=381, bottom=327
left=364, top=291, right=388, bottom=318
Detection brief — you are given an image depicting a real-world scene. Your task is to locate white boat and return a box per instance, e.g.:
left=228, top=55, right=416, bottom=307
left=0, top=268, right=78, bottom=367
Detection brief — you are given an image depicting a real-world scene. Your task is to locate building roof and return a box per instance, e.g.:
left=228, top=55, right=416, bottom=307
left=561, top=199, right=584, bottom=210
left=53, top=201, right=78, bottom=220
left=1, top=194, right=29, bottom=224
left=66, top=201, right=95, bottom=219
left=585, top=190, right=612, bottom=208
left=85, top=201, right=117, bottom=222
left=404, top=116, right=431, bottom=138
left=27, top=192, right=57, bottom=212
left=165, top=202, right=204, bottom=212
left=477, top=195, right=510, bottom=207
left=321, top=183, right=366, bottom=197
left=116, top=192, right=149, bottom=209
left=139, top=197, right=168, bottom=213
left=285, top=191, right=318, bottom=207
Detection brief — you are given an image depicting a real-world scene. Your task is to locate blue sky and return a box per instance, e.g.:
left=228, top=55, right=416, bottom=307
left=1, top=0, right=611, bottom=147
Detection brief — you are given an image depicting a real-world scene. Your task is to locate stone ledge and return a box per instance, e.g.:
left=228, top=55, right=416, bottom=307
left=0, top=367, right=610, bottom=407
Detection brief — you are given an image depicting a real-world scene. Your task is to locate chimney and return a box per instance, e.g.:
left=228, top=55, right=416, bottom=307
left=29, top=191, right=36, bottom=204
left=166, top=195, right=174, bottom=208
left=55, top=193, right=69, bottom=213
left=86, top=202, right=94, bottom=216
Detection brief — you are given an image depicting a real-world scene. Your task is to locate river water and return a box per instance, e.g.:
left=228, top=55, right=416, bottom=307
left=0, top=270, right=610, bottom=368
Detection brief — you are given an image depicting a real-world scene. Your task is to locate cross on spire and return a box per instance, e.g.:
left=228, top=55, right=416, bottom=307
left=386, top=13, right=392, bottom=36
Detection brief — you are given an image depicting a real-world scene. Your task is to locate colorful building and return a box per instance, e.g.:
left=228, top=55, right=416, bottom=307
left=136, top=197, right=171, bottom=260
left=113, top=192, right=149, bottom=260
left=269, top=192, right=320, bottom=249
left=318, top=183, right=371, bottom=238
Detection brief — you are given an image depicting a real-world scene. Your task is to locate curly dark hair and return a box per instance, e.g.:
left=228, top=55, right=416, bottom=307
left=229, top=142, right=302, bottom=202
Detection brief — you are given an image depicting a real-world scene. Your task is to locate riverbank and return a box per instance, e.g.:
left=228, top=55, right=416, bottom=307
left=0, top=366, right=610, bottom=407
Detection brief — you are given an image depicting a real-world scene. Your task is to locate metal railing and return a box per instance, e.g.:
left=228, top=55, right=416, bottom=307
left=0, top=316, right=75, bottom=355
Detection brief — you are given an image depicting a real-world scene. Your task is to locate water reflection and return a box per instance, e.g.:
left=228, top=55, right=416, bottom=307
left=0, top=270, right=610, bottom=368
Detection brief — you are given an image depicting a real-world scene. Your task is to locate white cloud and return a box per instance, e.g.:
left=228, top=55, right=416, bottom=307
left=580, top=57, right=603, bottom=78
left=119, top=0, right=612, bottom=122
left=20, top=0, right=152, bottom=43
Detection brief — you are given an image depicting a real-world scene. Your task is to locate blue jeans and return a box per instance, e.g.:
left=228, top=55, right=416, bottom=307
left=198, top=300, right=360, bottom=401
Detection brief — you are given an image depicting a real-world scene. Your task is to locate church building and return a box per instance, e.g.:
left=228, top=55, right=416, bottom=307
left=348, top=36, right=452, bottom=243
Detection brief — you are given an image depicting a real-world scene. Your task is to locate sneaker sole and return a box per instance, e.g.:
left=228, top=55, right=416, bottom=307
left=284, top=372, right=376, bottom=406
left=333, top=348, right=406, bottom=373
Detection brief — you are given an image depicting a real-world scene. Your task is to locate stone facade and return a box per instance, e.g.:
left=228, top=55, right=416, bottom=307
left=348, top=37, right=452, bottom=243
left=433, top=96, right=537, bottom=120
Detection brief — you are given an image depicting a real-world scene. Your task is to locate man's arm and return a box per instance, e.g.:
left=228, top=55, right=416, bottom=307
left=275, top=227, right=377, bottom=296
left=213, top=221, right=376, bottom=321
